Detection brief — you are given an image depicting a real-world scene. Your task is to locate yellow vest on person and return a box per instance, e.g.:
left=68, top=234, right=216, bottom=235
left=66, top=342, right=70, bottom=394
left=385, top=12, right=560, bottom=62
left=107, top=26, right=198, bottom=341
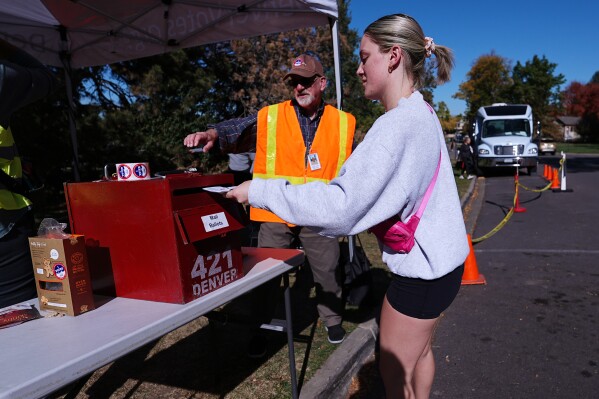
left=0, top=125, right=31, bottom=211
left=250, top=101, right=355, bottom=225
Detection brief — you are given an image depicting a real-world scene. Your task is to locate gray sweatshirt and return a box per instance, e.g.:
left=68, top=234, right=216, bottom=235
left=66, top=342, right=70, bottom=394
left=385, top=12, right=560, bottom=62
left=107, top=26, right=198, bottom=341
left=249, top=91, right=469, bottom=279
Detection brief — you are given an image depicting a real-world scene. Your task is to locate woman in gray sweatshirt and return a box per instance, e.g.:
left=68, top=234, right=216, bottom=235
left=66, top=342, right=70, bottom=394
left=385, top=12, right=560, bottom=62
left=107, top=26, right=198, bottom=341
left=227, top=14, right=469, bottom=398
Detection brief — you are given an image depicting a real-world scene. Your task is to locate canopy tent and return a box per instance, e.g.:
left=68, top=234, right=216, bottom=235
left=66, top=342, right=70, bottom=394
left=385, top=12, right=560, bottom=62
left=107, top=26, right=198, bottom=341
left=0, top=0, right=344, bottom=180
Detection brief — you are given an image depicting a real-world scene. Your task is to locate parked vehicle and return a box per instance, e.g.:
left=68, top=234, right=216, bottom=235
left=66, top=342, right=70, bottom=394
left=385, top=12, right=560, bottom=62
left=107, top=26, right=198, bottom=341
left=539, top=137, right=556, bottom=155
left=473, top=103, right=539, bottom=175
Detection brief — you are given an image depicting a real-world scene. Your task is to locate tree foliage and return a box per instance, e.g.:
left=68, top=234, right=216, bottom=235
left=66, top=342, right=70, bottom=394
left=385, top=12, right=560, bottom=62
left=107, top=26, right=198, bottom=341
left=510, top=55, right=565, bottom=133
left=435, top=101, right=461, bottom=133
left=333, top=0, right=384, bottom=139
left=562, top=81, right=599, bottom=142
left=455, top=52, right=571, bottom=139
left=454, top=53, right=512, bottom=125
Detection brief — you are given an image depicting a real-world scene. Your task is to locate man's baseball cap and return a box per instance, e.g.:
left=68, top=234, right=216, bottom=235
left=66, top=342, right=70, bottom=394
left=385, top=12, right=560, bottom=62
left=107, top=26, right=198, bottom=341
left=284, top=54, right=324, bottom=80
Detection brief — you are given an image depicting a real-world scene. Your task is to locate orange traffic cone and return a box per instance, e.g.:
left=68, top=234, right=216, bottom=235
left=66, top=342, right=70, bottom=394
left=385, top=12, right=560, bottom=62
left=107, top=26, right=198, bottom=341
left=462, top=234, right=486, bottom=285
left=545, top=165, right=553, bottom=180
left=543, top=164, right=550, bottom=180
left=551, top=167, right=560, bottom=189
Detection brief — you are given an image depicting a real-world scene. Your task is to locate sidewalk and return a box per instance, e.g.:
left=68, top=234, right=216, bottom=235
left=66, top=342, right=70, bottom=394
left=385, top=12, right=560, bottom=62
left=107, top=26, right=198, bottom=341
left=300, top=177, right=482, bottom=398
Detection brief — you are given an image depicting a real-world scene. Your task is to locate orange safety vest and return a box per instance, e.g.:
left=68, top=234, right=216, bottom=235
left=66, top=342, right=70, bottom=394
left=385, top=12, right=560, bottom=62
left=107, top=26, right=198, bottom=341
left=0, top=125, right=31, bottom=211
left=251, top=101, right=355, bottom=225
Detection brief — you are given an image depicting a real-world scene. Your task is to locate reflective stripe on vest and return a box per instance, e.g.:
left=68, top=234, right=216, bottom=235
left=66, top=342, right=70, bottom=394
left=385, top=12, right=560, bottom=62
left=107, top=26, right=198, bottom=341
left=336, top=112, right=349, bottom=176
left=0, top=125, right=31, bottom=210
left=250, top=101, right=355, bottom=225
left=265, top=105, right=278, bottom=176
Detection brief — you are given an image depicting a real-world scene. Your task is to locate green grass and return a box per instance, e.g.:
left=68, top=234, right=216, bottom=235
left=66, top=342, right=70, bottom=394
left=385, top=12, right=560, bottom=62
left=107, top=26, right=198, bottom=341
left=555, top=143, right=599, bottom=154
left=454, top=172, right=472, bottom=198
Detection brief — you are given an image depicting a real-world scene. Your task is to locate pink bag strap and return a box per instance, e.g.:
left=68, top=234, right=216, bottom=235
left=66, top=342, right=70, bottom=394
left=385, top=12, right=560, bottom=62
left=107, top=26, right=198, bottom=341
left=414, top=150, right=442, bottom=219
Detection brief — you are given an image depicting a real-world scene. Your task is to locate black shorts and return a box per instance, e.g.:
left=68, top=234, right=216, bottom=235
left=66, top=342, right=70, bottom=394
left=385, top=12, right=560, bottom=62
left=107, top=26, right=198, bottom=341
left=386, top=265, right=464, bottom=319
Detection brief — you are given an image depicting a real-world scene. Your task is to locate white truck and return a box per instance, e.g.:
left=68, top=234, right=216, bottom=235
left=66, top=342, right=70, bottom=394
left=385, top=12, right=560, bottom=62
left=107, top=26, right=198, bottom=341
left=473, top=103, right=539, bottom=175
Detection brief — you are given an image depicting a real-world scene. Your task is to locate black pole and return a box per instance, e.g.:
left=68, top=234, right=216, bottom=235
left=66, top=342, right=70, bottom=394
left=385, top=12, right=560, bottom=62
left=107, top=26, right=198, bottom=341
left=59, top=26, right=81, bottom=182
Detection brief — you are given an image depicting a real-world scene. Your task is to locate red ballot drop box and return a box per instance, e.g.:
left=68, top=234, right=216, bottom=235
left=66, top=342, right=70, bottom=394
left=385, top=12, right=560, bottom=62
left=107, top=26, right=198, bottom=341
left=64, top=173, right=248, bottom=304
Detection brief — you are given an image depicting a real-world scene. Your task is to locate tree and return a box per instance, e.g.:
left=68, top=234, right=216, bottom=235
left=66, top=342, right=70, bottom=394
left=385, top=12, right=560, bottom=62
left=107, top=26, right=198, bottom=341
left=435, top=101, right=460, bottom=133
left=420, top=59, right=439, bottom=106
left=97, top=45, right=232, bottom=173
left=228, top=28, right=330, bottom=115
left=562, top=81, right=599, bottom=142
left=454, top=53, right=512, bottom=127
left=332, top=0, right=384, bottom=138
left=11, top=67, right=74, bottom=206
left=511, top=55, right=565, bottom=131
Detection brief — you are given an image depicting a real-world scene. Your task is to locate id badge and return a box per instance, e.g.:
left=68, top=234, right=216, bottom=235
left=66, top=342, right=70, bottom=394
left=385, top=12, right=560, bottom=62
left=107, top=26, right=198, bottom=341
left=308, top=153, right=322, bottom=171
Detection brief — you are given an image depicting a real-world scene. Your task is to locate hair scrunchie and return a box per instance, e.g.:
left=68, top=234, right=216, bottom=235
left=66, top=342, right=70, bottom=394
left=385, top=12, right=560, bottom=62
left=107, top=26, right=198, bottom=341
left=424, top=37, right=436, bottom=58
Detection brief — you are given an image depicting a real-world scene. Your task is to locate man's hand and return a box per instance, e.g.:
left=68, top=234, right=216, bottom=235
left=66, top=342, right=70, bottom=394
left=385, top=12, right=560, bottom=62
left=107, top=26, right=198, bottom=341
left=183, top=128, right=218, bottom=153
left=225, top=180, right=251, bottom=205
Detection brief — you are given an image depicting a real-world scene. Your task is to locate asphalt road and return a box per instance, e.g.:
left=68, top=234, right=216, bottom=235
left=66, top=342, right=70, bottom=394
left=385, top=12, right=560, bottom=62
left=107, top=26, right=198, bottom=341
left=431, top=154, right=599, bottom=398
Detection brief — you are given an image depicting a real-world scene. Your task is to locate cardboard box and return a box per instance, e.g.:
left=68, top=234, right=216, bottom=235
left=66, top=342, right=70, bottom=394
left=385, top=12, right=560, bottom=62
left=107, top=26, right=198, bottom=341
left=28, top=235, right=95, bottom=316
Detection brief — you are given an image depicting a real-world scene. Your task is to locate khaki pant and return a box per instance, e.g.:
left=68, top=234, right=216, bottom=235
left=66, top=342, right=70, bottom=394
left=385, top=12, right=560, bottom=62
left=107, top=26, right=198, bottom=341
left=256, top=222, right=343, bottom=327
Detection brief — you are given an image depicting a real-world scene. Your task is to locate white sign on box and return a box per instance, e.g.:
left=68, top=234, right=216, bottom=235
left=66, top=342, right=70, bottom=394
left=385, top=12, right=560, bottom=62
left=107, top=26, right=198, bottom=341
left=201, top=211, right=230, bottom=232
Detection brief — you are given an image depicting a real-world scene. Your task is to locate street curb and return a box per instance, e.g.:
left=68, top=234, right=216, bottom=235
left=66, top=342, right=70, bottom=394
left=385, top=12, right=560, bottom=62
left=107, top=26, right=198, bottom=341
left=299, top=318, right=379, bottom=398
left=300, top=177, right=485, bottom=398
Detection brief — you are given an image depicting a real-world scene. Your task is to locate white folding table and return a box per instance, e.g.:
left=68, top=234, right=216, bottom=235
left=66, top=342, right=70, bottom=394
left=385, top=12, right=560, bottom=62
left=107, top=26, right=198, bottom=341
left=0, top=247, right=304, bottom=399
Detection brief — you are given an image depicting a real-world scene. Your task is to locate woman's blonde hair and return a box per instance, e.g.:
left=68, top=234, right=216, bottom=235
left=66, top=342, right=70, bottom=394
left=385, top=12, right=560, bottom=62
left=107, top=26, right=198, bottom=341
left=364, top=14, right=454, bottom=89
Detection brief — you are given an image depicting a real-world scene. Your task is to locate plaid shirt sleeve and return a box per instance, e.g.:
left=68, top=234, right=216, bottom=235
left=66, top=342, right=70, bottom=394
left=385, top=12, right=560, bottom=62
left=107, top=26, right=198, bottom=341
left=213, top=114, right=258, bottom=153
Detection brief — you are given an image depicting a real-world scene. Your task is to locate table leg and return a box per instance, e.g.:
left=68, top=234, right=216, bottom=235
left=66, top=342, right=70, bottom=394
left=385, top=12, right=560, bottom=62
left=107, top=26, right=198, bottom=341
left=283, top=272, right=298, bottom=399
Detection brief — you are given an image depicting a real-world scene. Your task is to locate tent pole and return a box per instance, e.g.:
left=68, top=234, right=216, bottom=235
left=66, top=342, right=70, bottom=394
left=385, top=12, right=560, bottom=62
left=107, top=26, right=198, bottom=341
left=61, top=61, right=81, bottom=182
left=329, top=15, right=354, bottom=260
left=58, top=26, right=81, bottom=182
left=330, top=17, right=343, bottom=111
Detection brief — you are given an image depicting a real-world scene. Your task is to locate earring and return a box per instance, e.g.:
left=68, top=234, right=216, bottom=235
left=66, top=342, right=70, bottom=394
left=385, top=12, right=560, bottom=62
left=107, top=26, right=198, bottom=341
left=388, top=65, right=393, bottom=74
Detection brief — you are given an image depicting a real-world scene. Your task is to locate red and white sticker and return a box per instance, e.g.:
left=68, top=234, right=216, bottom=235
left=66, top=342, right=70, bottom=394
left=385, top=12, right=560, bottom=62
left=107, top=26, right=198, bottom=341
left=117, top=164, right=132, bottom=180
left=133, top=163, right=148, bottom=178
left=53, top=263, right=67, bottom=280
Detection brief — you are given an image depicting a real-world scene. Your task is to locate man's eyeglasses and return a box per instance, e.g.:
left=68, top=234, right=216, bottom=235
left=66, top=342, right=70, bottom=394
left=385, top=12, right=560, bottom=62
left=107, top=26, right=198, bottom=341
left=287, top=76, right=320, bottom=88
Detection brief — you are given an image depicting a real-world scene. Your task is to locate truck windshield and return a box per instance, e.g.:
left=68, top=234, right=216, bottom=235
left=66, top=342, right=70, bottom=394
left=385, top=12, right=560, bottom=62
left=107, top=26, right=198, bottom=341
left=482, top=119, right=531, bottom=138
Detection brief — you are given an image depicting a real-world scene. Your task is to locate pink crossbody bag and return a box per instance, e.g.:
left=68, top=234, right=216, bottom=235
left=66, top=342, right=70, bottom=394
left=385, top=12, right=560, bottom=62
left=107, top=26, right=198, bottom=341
left=369, top=151, right=442, bottom=253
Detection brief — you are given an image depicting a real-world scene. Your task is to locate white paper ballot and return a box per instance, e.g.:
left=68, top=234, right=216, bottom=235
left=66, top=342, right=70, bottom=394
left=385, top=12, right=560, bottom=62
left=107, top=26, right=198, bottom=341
left=203, top=186, right=236, bottom=193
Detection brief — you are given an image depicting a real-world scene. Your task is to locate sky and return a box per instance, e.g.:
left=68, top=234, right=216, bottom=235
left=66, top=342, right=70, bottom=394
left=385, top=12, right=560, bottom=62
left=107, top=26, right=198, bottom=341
left=347, top=0, right=596, bottom=116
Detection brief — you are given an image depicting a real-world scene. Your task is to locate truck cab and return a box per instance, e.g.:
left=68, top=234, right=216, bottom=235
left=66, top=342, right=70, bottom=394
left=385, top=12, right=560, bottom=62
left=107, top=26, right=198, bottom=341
left=473, top=103, right=538, bottom=175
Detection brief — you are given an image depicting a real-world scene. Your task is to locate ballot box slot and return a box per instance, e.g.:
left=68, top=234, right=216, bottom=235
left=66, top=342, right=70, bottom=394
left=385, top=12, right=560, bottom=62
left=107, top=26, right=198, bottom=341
left=172, top=187, right=207, bottom=197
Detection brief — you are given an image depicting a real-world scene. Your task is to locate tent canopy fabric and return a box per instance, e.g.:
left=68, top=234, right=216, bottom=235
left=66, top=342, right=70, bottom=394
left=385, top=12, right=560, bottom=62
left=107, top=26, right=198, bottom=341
left=0, top=0, right=338, bottom=68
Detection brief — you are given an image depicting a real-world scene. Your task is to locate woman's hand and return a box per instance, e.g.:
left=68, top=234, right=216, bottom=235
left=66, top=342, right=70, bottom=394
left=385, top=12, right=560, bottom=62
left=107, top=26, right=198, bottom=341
left=225, top=180, right=251, bottom=205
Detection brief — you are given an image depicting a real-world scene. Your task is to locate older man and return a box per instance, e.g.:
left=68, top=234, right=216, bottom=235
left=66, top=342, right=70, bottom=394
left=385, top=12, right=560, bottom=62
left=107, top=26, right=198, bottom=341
left=184, top=53, right=355, bottom=356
